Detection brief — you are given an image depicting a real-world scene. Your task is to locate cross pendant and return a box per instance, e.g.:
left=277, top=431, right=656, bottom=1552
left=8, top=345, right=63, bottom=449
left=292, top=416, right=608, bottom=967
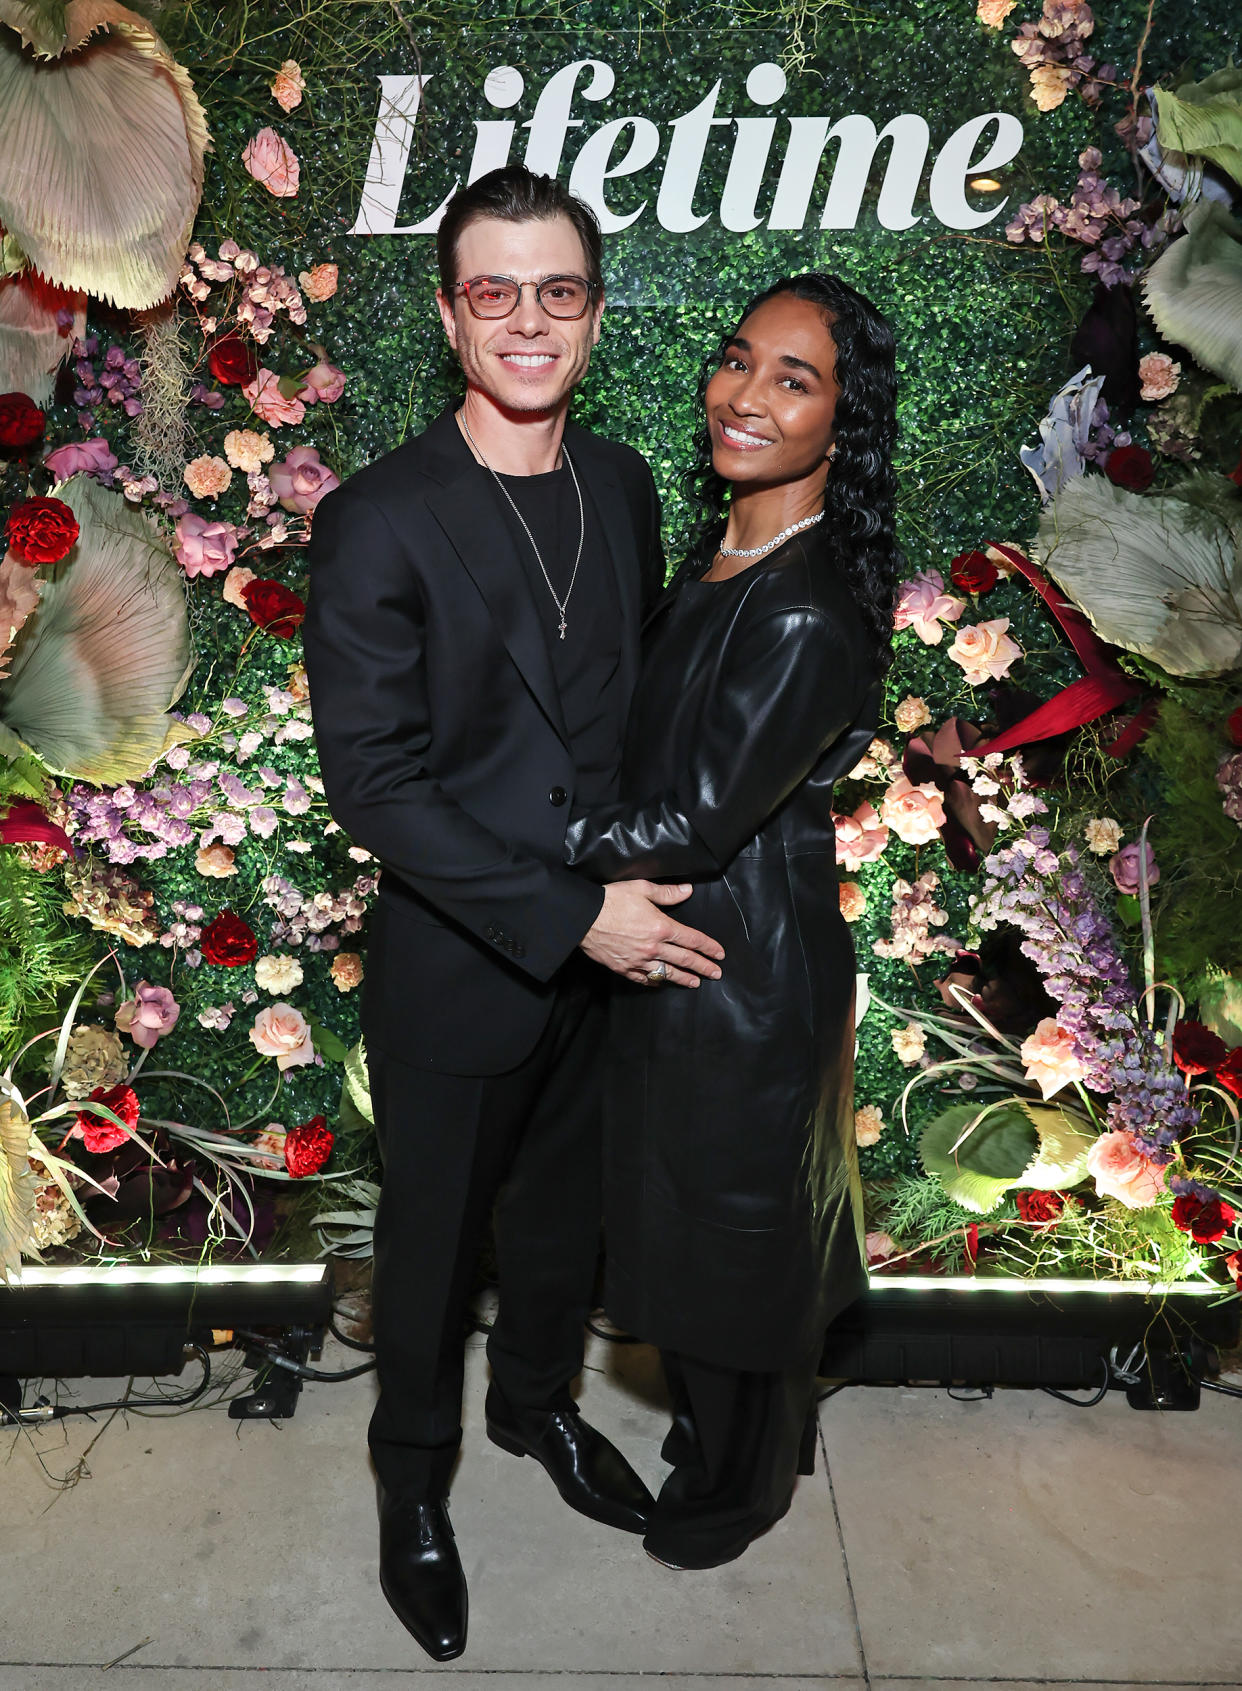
left=558, top=618, right=568, bottom=640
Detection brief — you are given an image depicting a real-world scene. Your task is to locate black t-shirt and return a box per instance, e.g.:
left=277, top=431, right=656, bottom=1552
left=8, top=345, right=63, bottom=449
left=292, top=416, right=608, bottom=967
left=495, top=460, right=624, bottom=807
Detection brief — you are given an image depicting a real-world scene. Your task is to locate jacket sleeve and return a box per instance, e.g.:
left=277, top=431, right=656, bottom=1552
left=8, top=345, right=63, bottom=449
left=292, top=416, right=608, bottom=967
left=564, top=604, right=864, bottom=883
left=640, top=467, right=667, bottom=615
left=303, top=484, right=604, bottom=981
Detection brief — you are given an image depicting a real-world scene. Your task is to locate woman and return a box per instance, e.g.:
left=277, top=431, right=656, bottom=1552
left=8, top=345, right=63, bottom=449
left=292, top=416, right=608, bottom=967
left=564, top=273, right=897, bottom=1569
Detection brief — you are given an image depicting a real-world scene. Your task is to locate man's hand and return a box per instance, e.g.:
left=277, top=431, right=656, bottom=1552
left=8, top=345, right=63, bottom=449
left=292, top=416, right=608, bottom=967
left=579, top=881, right=724, bottom=988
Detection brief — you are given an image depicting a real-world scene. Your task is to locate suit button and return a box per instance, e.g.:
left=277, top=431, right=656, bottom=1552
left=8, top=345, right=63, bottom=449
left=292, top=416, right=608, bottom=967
left=513, top=943, right=526, bottom=959
left=548, top=786, right=567, bottom=807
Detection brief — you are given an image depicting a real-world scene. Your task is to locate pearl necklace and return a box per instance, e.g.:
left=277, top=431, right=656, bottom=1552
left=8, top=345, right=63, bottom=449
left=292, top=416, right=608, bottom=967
left=717, top=509, right=825, bottom=560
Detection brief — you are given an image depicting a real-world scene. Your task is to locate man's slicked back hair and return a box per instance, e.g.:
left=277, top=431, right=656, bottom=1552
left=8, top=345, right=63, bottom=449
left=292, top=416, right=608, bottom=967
left=436, top=166, right=604, bottom=295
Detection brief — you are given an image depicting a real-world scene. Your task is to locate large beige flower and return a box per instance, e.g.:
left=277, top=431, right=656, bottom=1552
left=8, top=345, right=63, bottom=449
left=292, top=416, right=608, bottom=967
left=854, top=1105, right=885, bottom=1147
left=1084, top=817, right=1123, bottom=855
left=947, top=618, right=1022, bottom=686
left=835, top=800, right=890, bottom=869
left=894, top=695, right=932, bottom=734
left=880, top=775, right=946, bottom=847
left=255, top=953, right=304, bottom=995
left=891, top=1022, right=927, bottom=1066
left=1020, top=1017, right=1088, bottom=1100
left=223, top=428, right=274, bottom=473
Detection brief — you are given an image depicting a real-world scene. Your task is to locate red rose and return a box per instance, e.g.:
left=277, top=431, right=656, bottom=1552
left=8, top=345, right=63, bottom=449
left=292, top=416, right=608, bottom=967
left=5, top=495, right=80, bottom=565
left=1172, top=1193, right=1236, bottom=1244
left=0, top=391, right=45, bottom=452
left=1105, top=445, right=1155, bottom=492
left=200, top=908, right=258, bottom=967
left=1228, top=705, right=1242, bottom=748
left=1017, top=1189, right=1065, bottom=1228
left=207, top=335, right=259, bottom=387
left=949, top=549, right=999, bottom=594
left=75, top=1083, right=140, bottom=1153
left=1172, top=1019, right=1228, bottom=1076
left=1225, top=1250, right=1242, bottom=1290
left=1216, top=1047, right=1242, bottom=1099
left=284, top=1114, right=334, bottom=1178
left=241, top=577, right=305, bottom=638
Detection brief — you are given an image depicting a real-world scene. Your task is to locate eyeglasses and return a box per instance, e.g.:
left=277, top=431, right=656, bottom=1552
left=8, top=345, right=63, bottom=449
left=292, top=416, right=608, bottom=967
left=452, top=274, right=599, bottom=321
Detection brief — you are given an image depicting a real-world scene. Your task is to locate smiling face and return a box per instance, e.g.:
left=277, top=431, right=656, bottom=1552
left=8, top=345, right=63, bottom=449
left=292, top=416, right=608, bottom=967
left=436, top=214, right=604, bottom=417
left=705, top=292, right=841, bottom=493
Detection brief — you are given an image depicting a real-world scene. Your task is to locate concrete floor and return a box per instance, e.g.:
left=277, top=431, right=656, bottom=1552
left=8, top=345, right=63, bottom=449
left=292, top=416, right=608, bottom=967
left=3, top=1322, right=1241, bottom=1691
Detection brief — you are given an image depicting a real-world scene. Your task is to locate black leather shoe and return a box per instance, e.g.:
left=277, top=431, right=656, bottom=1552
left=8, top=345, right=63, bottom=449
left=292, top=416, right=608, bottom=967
left=378, top=1493, right=467, bottom=1661
left=485, top=1385, right=654, bottom=1534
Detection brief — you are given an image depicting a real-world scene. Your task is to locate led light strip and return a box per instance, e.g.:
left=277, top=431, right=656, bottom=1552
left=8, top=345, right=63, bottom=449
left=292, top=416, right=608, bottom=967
left=10, top=1264, right=328, bottom=1289
left=869, top=1274, right=1223, bottom=1296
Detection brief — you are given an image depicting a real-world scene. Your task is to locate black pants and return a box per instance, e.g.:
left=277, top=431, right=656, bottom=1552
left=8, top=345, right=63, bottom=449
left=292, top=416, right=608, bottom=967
left=645, top=1344, right=821, bottom=1561
left=366, top=973, right=604, bottom=1501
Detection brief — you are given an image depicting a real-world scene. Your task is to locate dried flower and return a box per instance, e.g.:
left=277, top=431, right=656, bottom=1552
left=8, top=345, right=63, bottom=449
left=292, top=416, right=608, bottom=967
left=58, top=1024, right=128, bottom=1100
left=62, top=858, right=159, bottom=947
left=330, top=950, right=364, bottom=991
left=854, top=1105, right=885, bottom=1147
left=271, top=59, right=305, bottom=112
left=242, top=128, right=300, bottom=197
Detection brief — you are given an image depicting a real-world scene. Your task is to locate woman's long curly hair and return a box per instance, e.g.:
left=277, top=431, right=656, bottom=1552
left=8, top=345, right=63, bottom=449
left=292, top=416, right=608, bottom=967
left=683, top=272, right=899, bottom=674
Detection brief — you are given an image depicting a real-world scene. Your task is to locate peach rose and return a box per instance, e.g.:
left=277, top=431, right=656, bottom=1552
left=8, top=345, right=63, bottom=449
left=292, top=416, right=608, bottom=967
left=243, top=368, right=307, bottom=428
left=330, top=951, right=364, bottom=992
left=880, top=774, right=946, bottom=847
left=892, top=570, right=966, bottom=645
left=196, top=843, right=237, bottom=878
left=298, top=263, right=339, bottom=302
left=182, top=454, right=232, bottom=501
left=854, top=1105, right=885, bottom=1147
left=838, top=881, right=866, bottom=923
left=1019, top=1017, right=1088, bottom=1100
left=242, top=127, right=300, bottom=197
left=224, top=428, right=274, bottom=473
left=1084, top=817, right=1122, bottom=855
left=249, top=1002, right=315, bottom=1070
left=976, top=0, right=1016, bottom=24
left=1138, top=352, right=1180, bottom=402
left=947, top=618, right=1022, bottom=685
left=1086, top=1130, right=1168, bottom=1210
left=222, top=565, right=257, bottom=609
left=894, top=695, right=932, bottom=733
left=271, top=59, right=305, bottom=113
left=835, top=801, right=890, bottom=870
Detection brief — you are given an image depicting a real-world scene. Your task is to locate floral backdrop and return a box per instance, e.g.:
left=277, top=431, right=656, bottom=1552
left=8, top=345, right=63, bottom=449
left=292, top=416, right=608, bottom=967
left=1, top=0, right=1241, bottom=1303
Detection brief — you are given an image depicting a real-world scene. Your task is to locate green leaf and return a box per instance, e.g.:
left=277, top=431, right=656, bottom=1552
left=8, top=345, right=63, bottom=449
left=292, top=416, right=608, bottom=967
left=1116, top=893, right=1141, bottom=927
left=919, top=1101, right=1038, bottom=1214
left=1142, top=201, right=1242, bottom=395
left=307, top=1016, right=348, bottom=1065
left=1018, top=1104, right=1095, bottom=1190
left=343, top=1037, right=373, bottom=1125
left=1155, top=69, right=1242, bottom=188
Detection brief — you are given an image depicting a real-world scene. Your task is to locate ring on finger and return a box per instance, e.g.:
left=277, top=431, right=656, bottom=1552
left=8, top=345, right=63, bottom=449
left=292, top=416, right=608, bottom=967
left=646, top=960, right=669, bottom=984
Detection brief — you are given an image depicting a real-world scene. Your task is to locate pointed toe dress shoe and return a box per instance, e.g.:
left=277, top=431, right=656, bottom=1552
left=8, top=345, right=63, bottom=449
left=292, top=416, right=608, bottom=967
left=378, top=1494, right=468, bottom=1661
left=485, top=1385, right=654, bottom=1534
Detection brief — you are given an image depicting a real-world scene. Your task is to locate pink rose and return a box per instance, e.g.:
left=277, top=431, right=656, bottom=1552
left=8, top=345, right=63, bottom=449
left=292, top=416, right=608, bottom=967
left=1109, top=840, right=1159, bottom=896
left=44, top=438, right=118, bottom=482
left=173, top=512, right=240, bottom=579
left=834, top=800, right=890, bottom=870
left=880, top=774, right=947, bottom=847
left=892, top=571, right=966, bottom=645
left=242, top=127, right=300, bottom=198
left=298, top=263, right=339, bottom=302
left=298, top=361, right=346, bottom=405
left=249, top=1002, right=316, bottom=1070
left=1019, top=1017, right=1088, bottom=1100
left=1086, top=1131, right=1168, bottom=1210
left=115, top=980, right=180, bottom=1049
left=268, top=445, right=340, bottom=514
left=946, top=618, right=1023, bottom=685
left=864, top=1230, right=899, bottom=1264
left=243, top=368, right=307, bottom=428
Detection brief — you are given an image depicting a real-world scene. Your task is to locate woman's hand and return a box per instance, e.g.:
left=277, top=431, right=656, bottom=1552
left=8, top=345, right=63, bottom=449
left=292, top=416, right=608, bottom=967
left=579, top=881, right=725, bottom=988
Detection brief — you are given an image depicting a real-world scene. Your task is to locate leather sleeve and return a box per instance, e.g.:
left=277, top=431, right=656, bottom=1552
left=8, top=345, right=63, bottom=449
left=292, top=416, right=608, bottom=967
left=303, top=485, right=604, bottom=981
left=641, top=468, right=667, bottom=614
left=564, top=605, right=863, bottom=882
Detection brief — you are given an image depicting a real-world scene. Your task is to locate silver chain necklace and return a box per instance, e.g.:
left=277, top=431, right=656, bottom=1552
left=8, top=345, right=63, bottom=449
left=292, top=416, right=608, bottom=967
left=458, top=410, right=584, bottom=640
left=717, top=509, right=825, bottom=559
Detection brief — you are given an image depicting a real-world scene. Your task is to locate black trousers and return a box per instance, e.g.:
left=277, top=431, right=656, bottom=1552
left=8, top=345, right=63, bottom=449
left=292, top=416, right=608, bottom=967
left=366, top=971, right=605, bottom=1501
left=646, top=1344, right=821, bottom=1560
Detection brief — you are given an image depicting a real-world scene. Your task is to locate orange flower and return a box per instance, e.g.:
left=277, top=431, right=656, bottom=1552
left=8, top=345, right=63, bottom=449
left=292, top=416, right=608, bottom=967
left=182, top=455, right=232, bottom=501
left=298, top=263, right=339, bottom=303
left=271, top=59, right=305, bottom=113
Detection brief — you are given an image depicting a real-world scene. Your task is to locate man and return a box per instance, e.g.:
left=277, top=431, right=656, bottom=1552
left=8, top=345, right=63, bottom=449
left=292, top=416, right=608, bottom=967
left=303, top=166, right=724, bottom=1662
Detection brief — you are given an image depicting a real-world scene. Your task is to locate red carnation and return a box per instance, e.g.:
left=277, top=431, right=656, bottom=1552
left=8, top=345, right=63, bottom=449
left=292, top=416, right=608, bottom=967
left=1171, top=1192, right=1236, bottom=1244
left=949, top=549, right=998, bottom=594
left=1172, top=1019, right=1229, bottom=1076
left=1216, top=1047, right=1242, bottom=1099
left=284, top=1114, right=334, bottom=1178
left=200, top=908, right=258, bottom=967
left=75, top=1083, right=140, bottom=1153
left=0, top=391, right=45, bottom=452
left=1017, top=1189, right=1065, bottom=1228
left=207, top=335, right=259, bottom=387
left=1228, top=705, right=1242, bottom=748
left=1105, top=445, right=1155, bottom=492
left=5, top=496, right=80, bottom=566
left=241, top=577, right=305, bottom=638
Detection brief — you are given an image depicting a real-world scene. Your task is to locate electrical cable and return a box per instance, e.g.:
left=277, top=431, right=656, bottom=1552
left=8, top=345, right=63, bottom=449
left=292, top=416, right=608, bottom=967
left=2, top=1345, right=213, bottom=1425
left=586, top=1315, right=641, bottom=1344
left=234, top=1328, right=375, bottom=1381
left=1040, top=1360, right=1111, bottom=1406
left=328, top=1314, right=375, bottom=1353
left=1195, top=1374, right=1242, bottom=1400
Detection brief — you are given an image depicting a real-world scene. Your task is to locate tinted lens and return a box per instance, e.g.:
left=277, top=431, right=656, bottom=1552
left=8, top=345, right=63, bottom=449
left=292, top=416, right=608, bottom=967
left=537, top=277, right=591, bottom=317
left=467, top=277, right=521, bottom=317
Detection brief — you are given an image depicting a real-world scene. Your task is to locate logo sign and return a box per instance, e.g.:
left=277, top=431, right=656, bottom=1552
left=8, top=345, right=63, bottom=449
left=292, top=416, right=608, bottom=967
left=351, top=59, right=1024, bottom=238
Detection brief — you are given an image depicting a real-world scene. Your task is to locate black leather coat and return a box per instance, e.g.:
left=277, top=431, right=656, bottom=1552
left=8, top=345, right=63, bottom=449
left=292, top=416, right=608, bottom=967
left=565, top=530, right=880, bottom=1370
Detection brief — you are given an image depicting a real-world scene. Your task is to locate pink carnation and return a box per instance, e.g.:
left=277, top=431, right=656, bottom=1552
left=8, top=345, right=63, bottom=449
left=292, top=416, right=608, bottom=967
left=834, top=800, right=890, bottom=870
left=242, top=127, right=300, bottom=198
left=115, top=980, right=180, bottom=1050
left=249, top=1002, right=316, bottom=1070
left=268, top=445, right=340, bottom=514
left=299, top=361, right=346, bottom=405
left=173, top=512, right=240, bottom=578
left=892, top=571, right=966, bottom=645
left=298, top=263, right=339, bottom=302
left=243, top=368, right=306, bottom=429
left=880, top=774, right=946, bottom=847
left=1019, top=1017, right=1088, bottom=1100
left=44, top=438, right=118, bottom=482
left=947, top=618, right=1023, bottom=685
left=1086, top=1131, right=1168, bottom=1210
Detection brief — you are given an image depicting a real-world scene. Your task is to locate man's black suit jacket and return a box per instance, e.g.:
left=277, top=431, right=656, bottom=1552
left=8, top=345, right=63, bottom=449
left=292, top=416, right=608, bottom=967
left=302, top=406, right=664, bottom=1075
